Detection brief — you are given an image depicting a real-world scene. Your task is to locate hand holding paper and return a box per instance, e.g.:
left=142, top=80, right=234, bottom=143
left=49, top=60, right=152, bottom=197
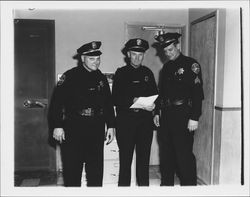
left=130, top=95, right=158, bottom=109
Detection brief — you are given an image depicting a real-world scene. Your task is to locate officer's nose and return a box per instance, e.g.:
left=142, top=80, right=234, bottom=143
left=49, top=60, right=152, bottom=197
left=94, top=60, right=100, bottom=65
left=135, top=55, right=140, bottom=61
left=165, top=51, right=171, bottom=57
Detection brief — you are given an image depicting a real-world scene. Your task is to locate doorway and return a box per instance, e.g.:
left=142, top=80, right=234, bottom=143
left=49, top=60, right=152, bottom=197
left=14, top=19, right=55, bottom=172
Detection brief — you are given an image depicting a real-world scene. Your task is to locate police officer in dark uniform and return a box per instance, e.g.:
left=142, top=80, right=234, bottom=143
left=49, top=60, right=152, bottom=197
left=48, top=41, right=115, bottom=187
left=153, top=33, right=204, bottom=186
left=112, top=38, right=158, bottom=186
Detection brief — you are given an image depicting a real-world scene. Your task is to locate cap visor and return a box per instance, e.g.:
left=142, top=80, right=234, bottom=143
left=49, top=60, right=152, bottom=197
left=128, top=47, right=146, bottom=52
left=162, top=41, right=175, bottom=48
left=83, top=51, right=102, bottom=56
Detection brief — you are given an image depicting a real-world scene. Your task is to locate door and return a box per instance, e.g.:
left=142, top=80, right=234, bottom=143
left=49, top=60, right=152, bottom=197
left=190, top=12, right=216, bottom=184
left=126, top=23, right=185, bottom=165
left=14, top=19, right=55, bottom=171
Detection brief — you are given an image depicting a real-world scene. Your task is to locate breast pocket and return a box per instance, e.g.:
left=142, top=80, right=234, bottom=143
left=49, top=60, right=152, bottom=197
left=130, top=80, right=140, bottom=94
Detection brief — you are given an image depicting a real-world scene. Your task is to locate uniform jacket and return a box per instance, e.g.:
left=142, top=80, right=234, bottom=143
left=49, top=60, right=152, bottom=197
left=156, top=53, right=204, bottom=121
left=112, top=64, right=158, bottom=111
left=48, top=65, right=115, bottom=132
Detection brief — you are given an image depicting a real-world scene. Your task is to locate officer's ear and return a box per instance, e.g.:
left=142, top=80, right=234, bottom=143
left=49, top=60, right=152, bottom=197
left=80, top=55, right=85, bottom=62
left=127, top=51, right=131, bottom=58
left=176, top=43, right=181, bottom=50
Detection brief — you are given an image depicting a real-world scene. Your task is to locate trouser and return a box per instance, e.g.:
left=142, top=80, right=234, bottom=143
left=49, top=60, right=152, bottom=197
left=116, top=111, right=153, bottom=186
left=60, top=116, right=105, bottom=187
left=159, top=104, right=197, bottom=186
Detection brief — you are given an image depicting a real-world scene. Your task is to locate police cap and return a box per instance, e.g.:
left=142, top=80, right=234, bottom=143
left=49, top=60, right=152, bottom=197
left=77, top=41, right=102, bottom=56
left=125, top=38, right=149, bottom=53
left=155, top=32, right=181, bottom=48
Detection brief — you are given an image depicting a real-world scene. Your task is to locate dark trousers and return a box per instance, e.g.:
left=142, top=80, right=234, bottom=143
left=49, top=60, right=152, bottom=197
left=159, top=104, right=197, bottom=186
left=60, top=116, right=105, bottom=187
left=116, top=111, right=153, bottom=186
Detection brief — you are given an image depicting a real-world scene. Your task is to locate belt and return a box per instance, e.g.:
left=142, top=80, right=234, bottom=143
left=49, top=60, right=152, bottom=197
left=116, top=108, right=145, bottom=113
left=165, top=99, right=187, bottom=107
left=131, top=108, right=143, bottom=113
left=78, top=108, right=104, bottom=117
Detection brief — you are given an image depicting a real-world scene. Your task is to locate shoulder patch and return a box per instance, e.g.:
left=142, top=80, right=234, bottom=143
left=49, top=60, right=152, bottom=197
left=57, top=74, right=66, bottom=86
left=191, top=63, right=200, bottom=74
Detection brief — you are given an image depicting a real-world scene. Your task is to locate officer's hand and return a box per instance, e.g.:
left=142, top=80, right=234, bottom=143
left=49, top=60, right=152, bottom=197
left=153, top=115, right=160, bottom=127
left=187, top=119, right=198, bottom=132
left=143, top=103, right=155, bottom=112
left=105, top=128, right=115, bottom=145
left=53, top=128, right=65, bottom=143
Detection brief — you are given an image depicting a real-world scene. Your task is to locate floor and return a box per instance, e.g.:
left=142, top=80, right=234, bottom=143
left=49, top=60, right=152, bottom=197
left=14, top=165, right=181, bottom=187
left=14, top=170, right=57, bottom=187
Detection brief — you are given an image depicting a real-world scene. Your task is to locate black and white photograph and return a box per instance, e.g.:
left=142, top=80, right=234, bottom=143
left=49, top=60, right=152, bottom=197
left=0, top=1, right=249, bottom=196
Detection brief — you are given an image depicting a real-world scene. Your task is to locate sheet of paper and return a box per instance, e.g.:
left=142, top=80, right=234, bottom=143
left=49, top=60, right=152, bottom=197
left=130, top=95, right=158, bottom=109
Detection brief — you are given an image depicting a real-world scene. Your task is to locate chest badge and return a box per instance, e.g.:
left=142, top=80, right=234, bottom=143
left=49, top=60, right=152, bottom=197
left=176, top=68, right=184, bottom=75
left=99, top=80, right=104, bottom=87
left=144, top=76, right=149, bottom=82
left=97, top=80, right=104, bottom=91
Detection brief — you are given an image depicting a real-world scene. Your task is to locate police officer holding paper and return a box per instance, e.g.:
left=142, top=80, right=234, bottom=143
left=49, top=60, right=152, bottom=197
left=48, top=41, right=115, bottom=187
left=153, top=33, right=204, bottom=186
left=112, top=38, right=158, bottom=186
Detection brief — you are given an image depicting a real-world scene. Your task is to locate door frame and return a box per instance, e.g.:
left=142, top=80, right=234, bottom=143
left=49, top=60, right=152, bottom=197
left=190, top=11, right=217, bottom=184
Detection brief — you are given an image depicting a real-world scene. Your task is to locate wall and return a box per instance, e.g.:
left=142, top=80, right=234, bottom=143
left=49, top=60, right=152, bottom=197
left=189, top=8, right=242, bottom=184
left=14, top=9, right=188, bottom=77
left=222, top=9, right=241, bottom=107
left=217, top=9, right=242, bottom=184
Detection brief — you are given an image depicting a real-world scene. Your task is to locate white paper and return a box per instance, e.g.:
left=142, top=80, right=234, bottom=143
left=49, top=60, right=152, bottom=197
left=130, top=95, right=158, bottom=109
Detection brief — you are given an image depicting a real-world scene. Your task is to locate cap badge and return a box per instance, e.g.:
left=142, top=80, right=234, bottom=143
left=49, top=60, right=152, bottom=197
left=159, top=36, right=164, bottom=42
left=92, top=42, right=97, bottom=49
left=145, top=76, right=149, bottom=82
left=137, top=39, right=142, bottom=46
left=191, top=63, right=200, bottom=74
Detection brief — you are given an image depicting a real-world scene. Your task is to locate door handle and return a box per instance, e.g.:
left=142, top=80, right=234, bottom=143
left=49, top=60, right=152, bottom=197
left=23, top=99, right=47, bottom=108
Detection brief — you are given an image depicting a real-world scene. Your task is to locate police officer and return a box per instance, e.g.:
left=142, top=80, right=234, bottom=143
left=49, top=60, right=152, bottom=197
left=153, top=33, right=204, bottom=186
left=112, top=38, right=158, bottom=186
left=48, top=41, right=115, bottom=187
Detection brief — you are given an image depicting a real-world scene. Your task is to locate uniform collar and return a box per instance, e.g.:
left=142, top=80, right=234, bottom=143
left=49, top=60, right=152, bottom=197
left=128, top=63, right=142, bottom=70
left=78, top=64, right=99, bottom=75
left=173, top=52, right=183, bottom=62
